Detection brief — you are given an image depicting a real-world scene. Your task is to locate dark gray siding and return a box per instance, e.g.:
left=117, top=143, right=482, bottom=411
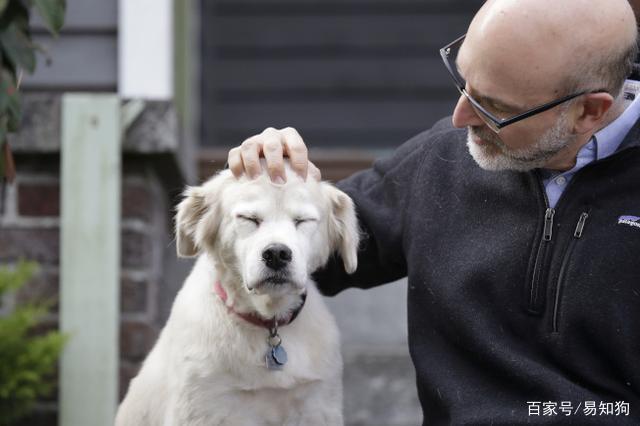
left=201, top=0, right=483, bottom=149
left=23, top=0, right=117, bottom=91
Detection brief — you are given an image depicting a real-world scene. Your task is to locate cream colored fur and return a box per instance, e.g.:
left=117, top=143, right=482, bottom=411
left=115, top=164, right=359, bottom=425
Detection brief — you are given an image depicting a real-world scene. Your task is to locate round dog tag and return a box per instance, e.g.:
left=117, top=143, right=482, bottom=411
left=272, top=344, right=288, bottom=366
left=265, top=344, right=287, bottom=370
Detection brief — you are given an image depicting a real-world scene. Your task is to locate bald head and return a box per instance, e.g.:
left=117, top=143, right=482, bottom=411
left=459, top=0, right=638, bottom=102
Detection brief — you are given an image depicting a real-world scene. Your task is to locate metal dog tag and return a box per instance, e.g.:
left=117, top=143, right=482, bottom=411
left=271, top=344, right=288, bottom=365
left=265, top=321, right=287, bottom=370
left=265, top=344, right=287, bottom=370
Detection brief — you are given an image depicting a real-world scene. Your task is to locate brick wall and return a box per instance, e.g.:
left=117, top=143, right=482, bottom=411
left=0, top=94, right=189, bottom=425
left=0, top=156, right=179, bottom=424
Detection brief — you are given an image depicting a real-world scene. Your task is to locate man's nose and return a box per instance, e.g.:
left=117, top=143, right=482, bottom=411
left=262, top=244, right=292, bottom=270
left=451, top=94, right=485, bottom=128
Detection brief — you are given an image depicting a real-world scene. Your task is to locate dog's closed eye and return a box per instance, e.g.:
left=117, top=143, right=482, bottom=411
left=237, top=214, right=262, bottom=226
left=293, top=217, right=317, bottom=227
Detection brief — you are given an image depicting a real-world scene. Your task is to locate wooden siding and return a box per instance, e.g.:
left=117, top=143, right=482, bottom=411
left=23, top=0, right=118, bottom=92
left=200, top=0, right=483, bottom=149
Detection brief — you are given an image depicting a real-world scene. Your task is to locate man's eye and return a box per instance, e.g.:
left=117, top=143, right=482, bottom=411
left=237, top=215, right=261, bottom=226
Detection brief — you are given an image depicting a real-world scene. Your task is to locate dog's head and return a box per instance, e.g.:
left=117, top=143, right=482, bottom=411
left=175, top=164, right=359, bottom=297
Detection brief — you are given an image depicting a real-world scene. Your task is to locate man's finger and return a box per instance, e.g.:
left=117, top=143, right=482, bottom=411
left=227, top=147, right=243, bottom=178
left=308, top=161, right=321, bottom=181
left=240, top=136, right=263, bottom=179
left=281, top=127, right=309, bottom=179
left=261, top=128, right=286, bottom=184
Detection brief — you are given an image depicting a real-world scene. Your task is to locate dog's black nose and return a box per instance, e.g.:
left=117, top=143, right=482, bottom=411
left=262, top=244, right=292, bottom=270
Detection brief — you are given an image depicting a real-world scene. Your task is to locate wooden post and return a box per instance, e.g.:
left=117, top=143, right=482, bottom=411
left=59, top=94, right=121, bottom=426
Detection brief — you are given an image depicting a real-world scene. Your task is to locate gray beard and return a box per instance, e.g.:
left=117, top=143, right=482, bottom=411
left=466, top=113, right=577, bottom=172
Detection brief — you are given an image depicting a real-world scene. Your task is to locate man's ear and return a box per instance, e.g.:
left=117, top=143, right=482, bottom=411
left=573, top=92, right=615, bottom=134
left=323, top=183, right=360, bottom=274
left=175, top=185, right=207, bottom=257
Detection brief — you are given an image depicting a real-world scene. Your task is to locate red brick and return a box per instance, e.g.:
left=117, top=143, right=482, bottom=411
left=16, top=269, right=60, bottom=313
left=18, top=182, right=60, bottom=217
left=122, top=182, right=153, bottom=221
left=0, top=228, right=153, bottom=268
left=120, top=321, right=157, bottom=361
left=120, top=275, right=148, bottom=314
left=121, top=230, right=152, bottom=268
left=27, top=319, right=60, bottom=339
left=0, top=228, right=60, bottom=265
left=18, top=179, right=159, bottom=219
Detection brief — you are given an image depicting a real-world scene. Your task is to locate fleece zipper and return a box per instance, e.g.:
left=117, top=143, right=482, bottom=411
left=528, top=207, right=555, bottom=313
left=551, top=211, right=589, bottom=332
left=527, top=171, right=555, bottom=314
left=524, top=147, right=632, bottom=314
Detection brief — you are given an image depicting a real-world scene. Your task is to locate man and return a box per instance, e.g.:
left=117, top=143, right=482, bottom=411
left=226, top=0, right=640, bottom=423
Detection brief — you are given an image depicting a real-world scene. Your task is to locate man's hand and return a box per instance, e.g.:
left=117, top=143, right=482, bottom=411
left=227, top=127, right=321, bottom=183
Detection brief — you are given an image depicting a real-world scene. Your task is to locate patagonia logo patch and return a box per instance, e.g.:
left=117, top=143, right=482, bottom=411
left=618, top=215, right=640, bottom=229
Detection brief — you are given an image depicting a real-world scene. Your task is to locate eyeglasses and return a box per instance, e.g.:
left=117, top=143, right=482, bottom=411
left=439, top=34, right=607, bottom=133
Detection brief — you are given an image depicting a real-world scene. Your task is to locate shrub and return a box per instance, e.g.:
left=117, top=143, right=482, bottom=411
left=0, top=261, right=67, bottom=425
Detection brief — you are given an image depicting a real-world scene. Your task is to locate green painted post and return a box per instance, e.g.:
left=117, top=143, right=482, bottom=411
left=60, top=94, right=121, bottom=426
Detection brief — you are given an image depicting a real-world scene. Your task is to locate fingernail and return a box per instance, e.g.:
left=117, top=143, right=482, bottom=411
left=274, top=175, right=285, bottom=185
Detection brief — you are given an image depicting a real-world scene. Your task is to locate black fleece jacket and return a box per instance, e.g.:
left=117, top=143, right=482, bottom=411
left=314, top=117, right=640, bottom=425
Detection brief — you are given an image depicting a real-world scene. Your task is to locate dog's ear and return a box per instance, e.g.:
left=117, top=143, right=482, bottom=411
left=323, top=184, right=360, bottom=274
left=175, top=172, right=231, bottom=257
left=175, top=185, right=208, bottom=257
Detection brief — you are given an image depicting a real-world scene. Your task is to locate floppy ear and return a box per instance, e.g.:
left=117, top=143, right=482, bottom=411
left=323, top=184, right=360, bottom=274
left=175, top=185, right=208, bottom=257
left=174, top=172, right=230, bottom=257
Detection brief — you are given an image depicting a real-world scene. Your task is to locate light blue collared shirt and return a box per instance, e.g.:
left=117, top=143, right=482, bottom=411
left=542, top=87, right=640, bottom=208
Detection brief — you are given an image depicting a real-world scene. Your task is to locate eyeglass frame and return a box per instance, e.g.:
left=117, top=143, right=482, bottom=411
left=439, top=34, right=608, bottom=133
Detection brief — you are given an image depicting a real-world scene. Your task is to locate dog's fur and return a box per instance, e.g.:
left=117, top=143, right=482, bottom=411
left=115, top=164, right=359, bottom=425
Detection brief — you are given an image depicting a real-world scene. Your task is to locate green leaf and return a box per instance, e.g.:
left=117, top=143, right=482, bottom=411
left=1, top=69, right=22, bottom=132
left=1, top=51, right=18, bottom=82
left=0, top=22, right=36, bottom=73
left=0, top=70, right=22, bottom=136
left=0, top=261, right=38, bottom=295
left=0, top=73, right=10, bottom=113
left=7, top=89, right=21, bottom=131
left=0, top=0, right=29, bottom=32
left=33, top=0, right=65, bottom=36
left=0, top=0, right=9, bottom=16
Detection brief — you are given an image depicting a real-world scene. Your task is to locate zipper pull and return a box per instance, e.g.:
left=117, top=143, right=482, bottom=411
left=574, top=212, right=589, bottom=238
left=543, top=208, right=555, bottom=241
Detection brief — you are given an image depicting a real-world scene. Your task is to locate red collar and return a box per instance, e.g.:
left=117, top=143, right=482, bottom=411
left=214, top=281, right=306, bottom=329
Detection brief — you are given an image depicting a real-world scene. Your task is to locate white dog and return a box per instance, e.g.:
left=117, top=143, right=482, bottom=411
left=116, top=163, right=359, bottom=426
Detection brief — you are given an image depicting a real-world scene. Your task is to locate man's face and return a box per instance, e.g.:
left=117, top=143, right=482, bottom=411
left=451, top=31, right=580, bottom=171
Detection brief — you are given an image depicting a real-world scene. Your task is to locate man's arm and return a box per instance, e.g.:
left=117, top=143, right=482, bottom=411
left=312, top=125, right=448, bottom=295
